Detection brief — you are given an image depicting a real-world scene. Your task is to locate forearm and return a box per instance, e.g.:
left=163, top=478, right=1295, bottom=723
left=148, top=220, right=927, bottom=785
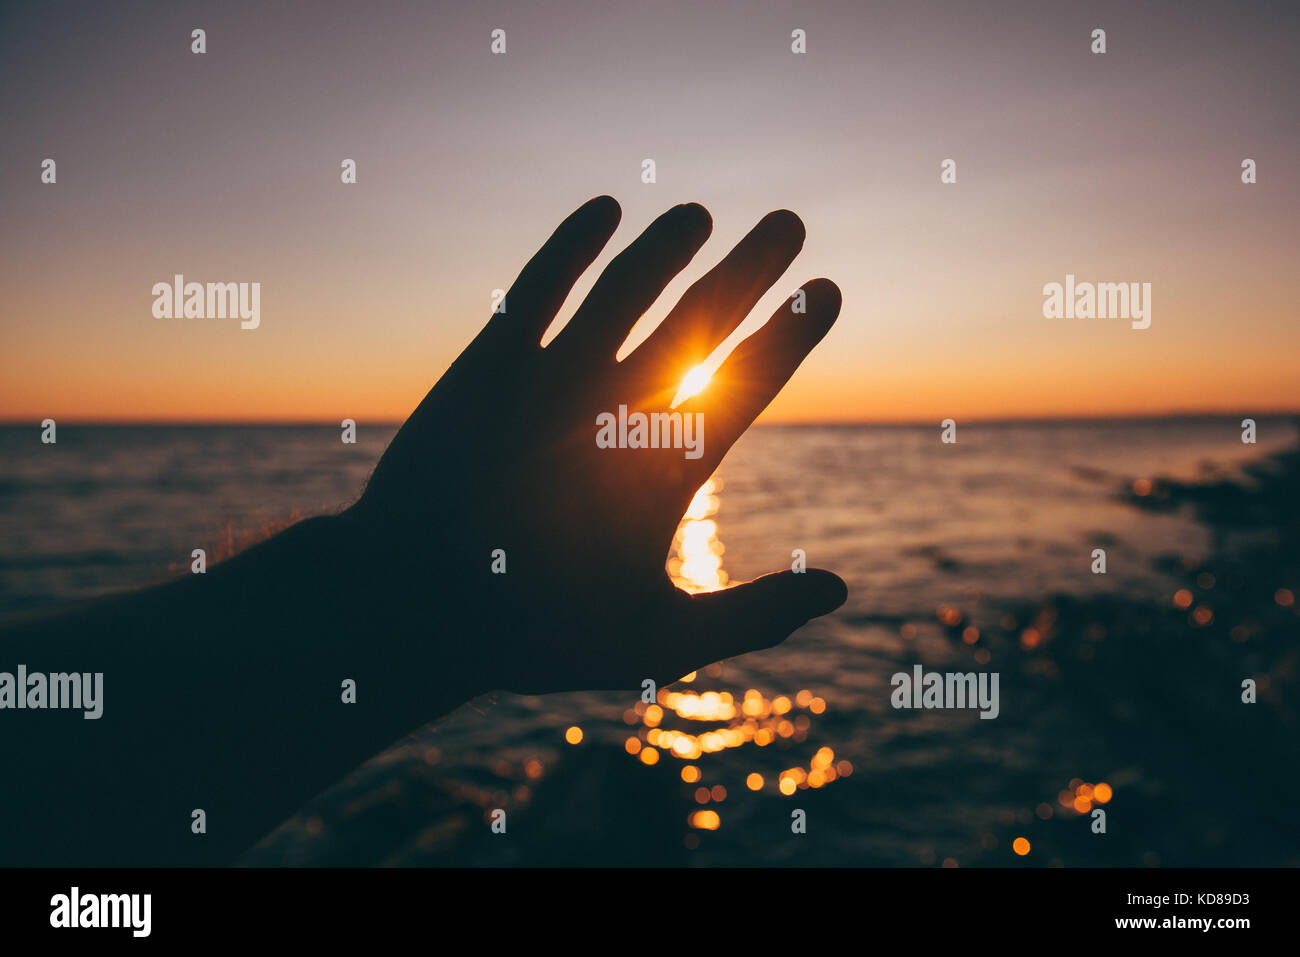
left=0, top=512, right=480, bottom=866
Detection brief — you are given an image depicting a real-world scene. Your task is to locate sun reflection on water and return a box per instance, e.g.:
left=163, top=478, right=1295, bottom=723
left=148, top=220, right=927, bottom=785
left=667, top=476, right=727, bottom=593
left=643, top=474, right=850, bottom=841
left=505, top=473, right=851, bottom=855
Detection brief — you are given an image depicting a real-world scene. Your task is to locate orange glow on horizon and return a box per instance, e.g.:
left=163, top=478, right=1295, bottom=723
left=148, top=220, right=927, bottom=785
left=6, top=356, right=1299, bottom=425
left=7, top=315, right=1299, bottom=425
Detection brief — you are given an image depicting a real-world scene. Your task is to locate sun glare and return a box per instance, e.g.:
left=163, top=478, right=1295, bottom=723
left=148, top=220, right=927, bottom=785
left=677, top=364, right=713, bottom=401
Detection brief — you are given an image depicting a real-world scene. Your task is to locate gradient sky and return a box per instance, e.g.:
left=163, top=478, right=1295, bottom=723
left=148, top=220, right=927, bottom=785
left=2, top=0, right=1297, bottom=423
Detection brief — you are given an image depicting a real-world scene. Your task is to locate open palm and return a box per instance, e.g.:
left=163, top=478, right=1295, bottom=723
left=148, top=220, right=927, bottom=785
left=352, top=196, right=846, bottom=694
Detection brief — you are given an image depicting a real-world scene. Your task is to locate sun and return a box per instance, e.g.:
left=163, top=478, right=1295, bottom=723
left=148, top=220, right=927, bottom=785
left=677, top=364, right=713, bottom=402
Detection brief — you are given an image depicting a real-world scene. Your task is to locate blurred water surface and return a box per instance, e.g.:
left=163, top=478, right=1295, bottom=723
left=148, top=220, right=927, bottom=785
left=1, top=418, right=1296, bottom=866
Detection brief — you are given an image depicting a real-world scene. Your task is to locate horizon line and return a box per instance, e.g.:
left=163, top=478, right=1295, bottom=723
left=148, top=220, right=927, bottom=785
left=4, top=410, right=1298, bottom=428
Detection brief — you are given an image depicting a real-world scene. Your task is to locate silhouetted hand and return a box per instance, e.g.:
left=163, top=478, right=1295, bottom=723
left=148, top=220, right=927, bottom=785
left=352, top=196, right=846, bottom=695
left=0, top=196, right=845, bottom=866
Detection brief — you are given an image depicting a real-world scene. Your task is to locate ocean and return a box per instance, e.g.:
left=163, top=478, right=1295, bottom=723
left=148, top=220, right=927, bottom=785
left=2, top=418, right=1297, bottom=866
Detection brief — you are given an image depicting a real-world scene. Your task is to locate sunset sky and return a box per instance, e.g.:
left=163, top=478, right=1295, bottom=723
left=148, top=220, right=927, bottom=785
left=2, top=0, right=1297, bottom=423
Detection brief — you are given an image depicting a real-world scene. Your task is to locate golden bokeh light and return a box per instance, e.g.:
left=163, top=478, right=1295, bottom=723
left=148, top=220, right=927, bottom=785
left=689, top=809, right=721, bottom=831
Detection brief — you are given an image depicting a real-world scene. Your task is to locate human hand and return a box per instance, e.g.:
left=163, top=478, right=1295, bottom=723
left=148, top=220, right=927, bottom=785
left=351, top=196, right=846, bottom=695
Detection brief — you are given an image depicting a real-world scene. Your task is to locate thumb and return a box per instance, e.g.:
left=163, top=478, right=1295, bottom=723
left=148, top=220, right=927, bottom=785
left=673, top=569, right=847, bottom=668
